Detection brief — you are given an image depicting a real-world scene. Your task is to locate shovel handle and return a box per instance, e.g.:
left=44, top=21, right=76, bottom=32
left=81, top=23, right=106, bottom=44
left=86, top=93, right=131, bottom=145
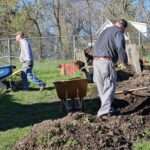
left=115, top=87, right=148, bottom=94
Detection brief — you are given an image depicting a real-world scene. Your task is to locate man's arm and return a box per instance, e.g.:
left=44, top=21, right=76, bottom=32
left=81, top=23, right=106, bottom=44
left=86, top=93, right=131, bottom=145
left=115, top=32, right=128, bottom=64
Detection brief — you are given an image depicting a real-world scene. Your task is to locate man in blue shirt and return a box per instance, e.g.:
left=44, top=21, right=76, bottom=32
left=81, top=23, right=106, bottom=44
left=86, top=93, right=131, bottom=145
left=93, top=19, right=128, bottom=117
left=16, top=32, right=46, bottom=91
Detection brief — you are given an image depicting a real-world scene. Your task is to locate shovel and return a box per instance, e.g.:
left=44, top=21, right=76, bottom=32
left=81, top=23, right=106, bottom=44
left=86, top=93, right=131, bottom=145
left=115, top=87, right=148, bottom=95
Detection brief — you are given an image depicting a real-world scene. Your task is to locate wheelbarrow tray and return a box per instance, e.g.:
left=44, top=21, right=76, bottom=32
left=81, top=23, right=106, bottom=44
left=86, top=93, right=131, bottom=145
left=54, top=78, right=88, bottom=99
left=54, top=78, right=88, bottom=112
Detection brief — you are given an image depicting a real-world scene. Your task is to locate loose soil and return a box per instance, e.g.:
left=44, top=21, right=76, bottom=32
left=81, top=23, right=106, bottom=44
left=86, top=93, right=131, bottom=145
left=14, top=67, right=150, bottom=150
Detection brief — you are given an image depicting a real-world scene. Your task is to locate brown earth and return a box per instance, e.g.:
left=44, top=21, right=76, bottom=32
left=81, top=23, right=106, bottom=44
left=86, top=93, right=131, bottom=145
left=14, top=68, right=150, bottom=150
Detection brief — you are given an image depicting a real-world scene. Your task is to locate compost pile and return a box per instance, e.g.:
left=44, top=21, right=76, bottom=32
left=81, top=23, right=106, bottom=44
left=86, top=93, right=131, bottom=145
left=14, top=69, right=150, bottom=150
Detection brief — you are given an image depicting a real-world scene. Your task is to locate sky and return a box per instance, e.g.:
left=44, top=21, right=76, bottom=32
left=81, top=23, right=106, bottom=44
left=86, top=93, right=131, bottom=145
left=25, top=0, right=150, bottom=10
left=133, top=0, right=150, bottom=10
left=144, top=0, right=150, bottom=10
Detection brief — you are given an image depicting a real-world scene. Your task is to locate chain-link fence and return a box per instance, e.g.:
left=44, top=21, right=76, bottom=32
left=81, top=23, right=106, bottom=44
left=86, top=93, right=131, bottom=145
left=0, top=33, right=150, bottom=66
left=0, top=35, right=79, bottom=66
left=0, top=34, right=92, bottom=66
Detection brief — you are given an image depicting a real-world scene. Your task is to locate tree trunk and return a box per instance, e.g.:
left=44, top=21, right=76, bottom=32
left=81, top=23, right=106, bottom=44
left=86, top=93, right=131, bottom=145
left=53, top=0, right=64, bottom=58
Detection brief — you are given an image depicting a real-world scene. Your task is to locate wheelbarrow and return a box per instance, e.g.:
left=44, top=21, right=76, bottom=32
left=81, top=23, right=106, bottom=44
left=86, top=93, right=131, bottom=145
left=0, top=65, right=22, bottom=90
left=54, top=78, right=88, bottom=112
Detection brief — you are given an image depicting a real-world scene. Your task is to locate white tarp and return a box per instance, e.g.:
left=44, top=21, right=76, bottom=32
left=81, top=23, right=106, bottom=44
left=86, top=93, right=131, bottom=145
left=96, top=19, right=129, bottom=40
left=96, top=19, right=149, bottom=38
left=96, top=19, right=113, bottom=36
left=129, top=21, right=148, bottom=37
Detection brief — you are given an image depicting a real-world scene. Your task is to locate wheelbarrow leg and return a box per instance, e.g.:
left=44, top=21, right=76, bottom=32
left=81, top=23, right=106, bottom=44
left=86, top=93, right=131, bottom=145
left=61, top=99, right=66, bottom=113
left=61, top=99, right=70, bottom=113
left=72, top=98, right=76, bottom=111
left=79, top=98, right=84, bottom=111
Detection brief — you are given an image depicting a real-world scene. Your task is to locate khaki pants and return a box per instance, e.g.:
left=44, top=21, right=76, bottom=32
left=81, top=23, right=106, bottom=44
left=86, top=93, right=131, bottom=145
left=93, top=59, right=117, bottom=116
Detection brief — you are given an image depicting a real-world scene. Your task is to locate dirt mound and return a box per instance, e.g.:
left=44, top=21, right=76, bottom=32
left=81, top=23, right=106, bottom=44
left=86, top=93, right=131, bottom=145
left=14, top=71, right=150, bottom=150
left=14, top=113, right=149, bottom=150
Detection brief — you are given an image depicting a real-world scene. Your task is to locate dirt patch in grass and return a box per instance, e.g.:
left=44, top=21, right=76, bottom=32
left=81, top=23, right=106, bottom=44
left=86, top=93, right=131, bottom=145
left=14, top=68, right=150, bottom=150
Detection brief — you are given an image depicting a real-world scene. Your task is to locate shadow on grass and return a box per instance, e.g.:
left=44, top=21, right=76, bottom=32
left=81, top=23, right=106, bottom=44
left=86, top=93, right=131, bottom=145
left=0, top=94, right=65, bottom=131
left=0, top=94, right=131, bottom=131
left=28, top=86, right=55, bottom=91
left=11, top=86, right=55, bottom=92
left=0, top=94, right=102, bottom=131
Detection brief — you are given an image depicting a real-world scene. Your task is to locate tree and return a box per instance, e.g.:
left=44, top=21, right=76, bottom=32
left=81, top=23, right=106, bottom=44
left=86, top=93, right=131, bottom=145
left=21, top=0, right=44, bottom=59
left=52, top=0, right=62, bottom=47
left=135, top=0, right=150, bottom=23
left=102, top=0, right=135, bottom=20
left=0, top=0, right=18, bottom=37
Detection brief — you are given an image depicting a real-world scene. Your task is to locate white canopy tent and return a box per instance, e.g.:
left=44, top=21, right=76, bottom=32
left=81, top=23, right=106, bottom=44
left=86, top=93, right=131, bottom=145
left=128, top=21, right=148, bottom=37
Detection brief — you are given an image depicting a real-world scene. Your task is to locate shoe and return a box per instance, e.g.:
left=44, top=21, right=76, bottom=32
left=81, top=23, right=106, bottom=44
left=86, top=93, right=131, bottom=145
left=39, top=83, right=46, bottom=91
left=97, top=110, right=120, bottom=118
left=97, top=112, right=110, bottom=118
left=22, top=87, right=29, bottom=91
left=109, top=109, right=120, bottom=116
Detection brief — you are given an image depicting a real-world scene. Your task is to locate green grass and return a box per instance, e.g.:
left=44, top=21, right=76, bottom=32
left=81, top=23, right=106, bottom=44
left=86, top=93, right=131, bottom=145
left=0, top=127, right=30, bottom=150
left=133, top=129, right=150, bottom=150
left=145, top=54, right=150, bottom=63
left=134, top=141, right=150, bottom=150
left=0, top=59, right=77, bottom=150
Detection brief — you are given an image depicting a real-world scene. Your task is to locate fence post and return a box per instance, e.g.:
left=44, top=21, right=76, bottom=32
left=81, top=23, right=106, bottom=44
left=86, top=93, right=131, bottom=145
left=54, top=36, right=58, bottom=52
left=7, top=38, right=11, bottom=65
left=73, top=35, right=76, bottom=60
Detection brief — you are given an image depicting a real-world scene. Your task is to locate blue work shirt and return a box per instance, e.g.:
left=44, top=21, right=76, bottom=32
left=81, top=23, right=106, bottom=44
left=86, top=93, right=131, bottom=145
left=94, top=26, right=127, bottom=64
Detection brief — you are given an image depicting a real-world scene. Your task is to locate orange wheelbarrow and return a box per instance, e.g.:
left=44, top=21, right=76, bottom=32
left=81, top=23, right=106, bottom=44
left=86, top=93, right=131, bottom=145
left=54, top=78, right=88, bottom=112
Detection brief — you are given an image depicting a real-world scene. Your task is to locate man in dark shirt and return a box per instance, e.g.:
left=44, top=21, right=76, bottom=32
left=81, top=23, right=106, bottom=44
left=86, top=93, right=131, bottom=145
left=93, top=19, right=128, bottom=117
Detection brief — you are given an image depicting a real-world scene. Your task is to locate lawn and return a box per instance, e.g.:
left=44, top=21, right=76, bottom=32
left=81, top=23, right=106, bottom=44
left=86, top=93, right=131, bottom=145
left=0, top=60, right=149, bottom=150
